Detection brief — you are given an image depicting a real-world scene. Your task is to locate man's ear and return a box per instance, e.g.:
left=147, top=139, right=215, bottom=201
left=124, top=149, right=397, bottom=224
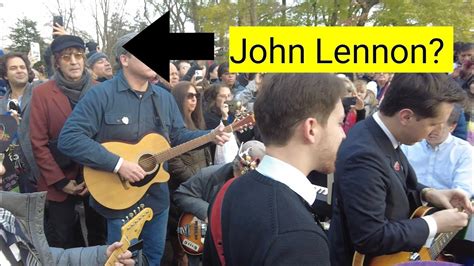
left=399, top=108, right=414, bottom=126
left=302, top=117, right=320, bottom=144
left=119, top=54, right=129, bottom=67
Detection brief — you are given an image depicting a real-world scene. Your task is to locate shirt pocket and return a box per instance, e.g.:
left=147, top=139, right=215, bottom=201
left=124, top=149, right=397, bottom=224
left=102, top=113, right=137, bottom=141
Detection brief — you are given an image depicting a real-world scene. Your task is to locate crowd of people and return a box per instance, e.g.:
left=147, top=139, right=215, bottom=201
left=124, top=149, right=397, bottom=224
left=0, top=26, right=473, bottom=266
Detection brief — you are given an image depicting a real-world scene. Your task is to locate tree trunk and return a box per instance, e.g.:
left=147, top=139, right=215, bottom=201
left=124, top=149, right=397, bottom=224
left=281, top=0, right=286, bottom=25
left=249, top=0, right=257, bottom=26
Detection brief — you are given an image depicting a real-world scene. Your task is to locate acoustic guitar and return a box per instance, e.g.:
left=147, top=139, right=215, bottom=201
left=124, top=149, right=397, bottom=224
left=352, top=204, right=470, bottom=266
left=177, top=213, right=207, bottom=255
left=105, top=205, right=153, bottom=266
left=84, top=113, right=255, bottom=210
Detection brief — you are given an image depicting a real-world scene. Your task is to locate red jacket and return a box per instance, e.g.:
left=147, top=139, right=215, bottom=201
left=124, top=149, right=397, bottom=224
left=29, top=80, right=80, bottom=202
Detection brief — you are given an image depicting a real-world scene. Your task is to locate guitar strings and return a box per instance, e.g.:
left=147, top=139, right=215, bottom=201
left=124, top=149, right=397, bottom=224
left=135, top=115, right=251, bottom=167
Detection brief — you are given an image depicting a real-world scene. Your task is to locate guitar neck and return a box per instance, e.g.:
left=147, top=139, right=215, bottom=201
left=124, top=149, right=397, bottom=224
left=429, top=230, right=457, bottom=260
left=154, top=124, right=233, bottom=162
left=105, top=236, right=130, bottom=266
left=430, top=201, right=474, bottom=259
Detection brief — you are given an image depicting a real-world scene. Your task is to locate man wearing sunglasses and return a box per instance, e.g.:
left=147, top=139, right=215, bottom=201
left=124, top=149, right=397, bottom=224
left=29, top=35, right=106, bottom=249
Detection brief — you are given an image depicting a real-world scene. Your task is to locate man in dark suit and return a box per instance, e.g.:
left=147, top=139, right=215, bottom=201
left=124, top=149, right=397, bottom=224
left=329, top=73, right=473, bottom=265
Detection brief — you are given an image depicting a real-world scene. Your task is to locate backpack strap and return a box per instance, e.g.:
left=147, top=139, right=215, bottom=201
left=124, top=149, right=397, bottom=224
left=209, top=177, right=237, bottom=266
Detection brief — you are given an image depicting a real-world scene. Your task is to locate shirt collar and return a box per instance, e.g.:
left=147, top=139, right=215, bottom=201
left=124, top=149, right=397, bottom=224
left=117, top=70, right=153, bottom=95
left=373, top=111, right=399, bottom=149
left=256, top=155, right=316, bottom=205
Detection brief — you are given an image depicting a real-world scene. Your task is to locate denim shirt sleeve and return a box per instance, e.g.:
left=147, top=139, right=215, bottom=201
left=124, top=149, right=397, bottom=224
left=58, top=85, right=119, bottom=172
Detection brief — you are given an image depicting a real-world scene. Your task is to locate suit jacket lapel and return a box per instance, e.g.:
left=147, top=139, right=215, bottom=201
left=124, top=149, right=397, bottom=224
left=365, top=117, right=407, bottom=187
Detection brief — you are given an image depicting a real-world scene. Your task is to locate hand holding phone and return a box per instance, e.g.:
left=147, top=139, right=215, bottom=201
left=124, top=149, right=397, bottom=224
left=52, top=16, right=64, bottom=38
left=195, top=69, right=203, bottom=81
left=53, top=15, right=64, bottom=27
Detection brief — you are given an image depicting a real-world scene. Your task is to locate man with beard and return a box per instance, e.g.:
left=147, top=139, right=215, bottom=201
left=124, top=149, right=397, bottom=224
left=0, top=52, right=41, bottom=192
left=203, top=74, right=347, bottom=265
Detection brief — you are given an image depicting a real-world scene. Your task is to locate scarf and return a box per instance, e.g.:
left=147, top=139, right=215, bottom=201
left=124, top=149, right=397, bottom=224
left=0, top=208, right=41, bottom=265
left=53, top=70, right=93, bottom=105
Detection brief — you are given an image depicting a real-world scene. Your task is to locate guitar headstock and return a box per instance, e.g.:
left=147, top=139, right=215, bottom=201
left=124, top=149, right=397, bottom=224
left=120, top=204, right=153, bottom=240
left=228, top=112, right=255, bottom=133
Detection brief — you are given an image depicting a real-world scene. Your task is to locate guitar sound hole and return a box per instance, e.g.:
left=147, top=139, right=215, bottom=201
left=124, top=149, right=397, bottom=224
left=138, top=154, right=157, bottom=172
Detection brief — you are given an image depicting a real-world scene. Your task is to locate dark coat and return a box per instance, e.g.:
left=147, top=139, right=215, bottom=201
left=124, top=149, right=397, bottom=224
left=329, top=116, right=429, bottom=265
left=173, top=163, right=234, bottom=221
left=203, top=171, right=330, bottom=266
left=168, top=147, right=212, bottom=191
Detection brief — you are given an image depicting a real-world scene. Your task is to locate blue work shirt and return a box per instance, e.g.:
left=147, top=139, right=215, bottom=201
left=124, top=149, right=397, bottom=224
left=59, top=70, right=209, bottom=218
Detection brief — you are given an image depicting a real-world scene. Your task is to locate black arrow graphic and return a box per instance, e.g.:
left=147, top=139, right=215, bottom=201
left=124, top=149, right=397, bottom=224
left=123, top=11, right=214, bottom=82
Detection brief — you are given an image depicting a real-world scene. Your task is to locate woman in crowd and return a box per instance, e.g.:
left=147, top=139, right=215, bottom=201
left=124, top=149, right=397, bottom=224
left=165, top=81, right=212, bottom=266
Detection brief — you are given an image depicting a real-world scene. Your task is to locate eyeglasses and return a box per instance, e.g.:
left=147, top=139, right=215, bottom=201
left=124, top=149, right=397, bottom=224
left=187, top=92, right=200, bottom=99
left=60, top=52, right=84, bottom=62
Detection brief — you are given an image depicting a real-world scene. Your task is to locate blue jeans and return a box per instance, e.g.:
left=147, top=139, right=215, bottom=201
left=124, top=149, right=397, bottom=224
left=107, top=207, right=169, bottom=266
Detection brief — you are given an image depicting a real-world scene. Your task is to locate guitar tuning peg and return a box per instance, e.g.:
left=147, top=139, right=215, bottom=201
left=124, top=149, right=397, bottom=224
left=134, top=210, right=137, bottom=215
left=122, top=219, right=125, bottom=224
left=140, top=203, right=145, bottom=209
left=137, top=206, right=141, bottom=212
left=129, top=212, right=134, bottom=218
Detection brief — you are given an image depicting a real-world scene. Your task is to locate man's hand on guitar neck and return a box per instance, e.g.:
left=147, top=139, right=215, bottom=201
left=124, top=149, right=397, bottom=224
left=423, top=188, right=473, bottom=214
left=106, top=242, right=135, bottom=265
left=212, top=124, right=231, bottom=146
left=118, top=160, right=146, bottom=183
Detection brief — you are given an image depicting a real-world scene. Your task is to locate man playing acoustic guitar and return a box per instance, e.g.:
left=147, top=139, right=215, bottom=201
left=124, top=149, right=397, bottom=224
left=329, top=74, right=473, bottom=265
left=58, top=33, right=230, bottom=265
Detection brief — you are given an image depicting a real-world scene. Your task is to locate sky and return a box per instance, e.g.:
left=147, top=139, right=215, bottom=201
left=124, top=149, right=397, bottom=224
left=0, top=0, right=147, bottom=48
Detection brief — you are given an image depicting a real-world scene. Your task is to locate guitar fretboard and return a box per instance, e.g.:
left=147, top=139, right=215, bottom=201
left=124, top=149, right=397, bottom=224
left=148, top=123, right=236, bottom=163
left=429, top=228, right=457, bottom=259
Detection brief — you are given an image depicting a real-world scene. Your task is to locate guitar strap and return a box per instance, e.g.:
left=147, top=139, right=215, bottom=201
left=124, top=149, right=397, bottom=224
left=209, top=177, right=237, bottom=266
left=150, top=94, right=170, bottom=143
